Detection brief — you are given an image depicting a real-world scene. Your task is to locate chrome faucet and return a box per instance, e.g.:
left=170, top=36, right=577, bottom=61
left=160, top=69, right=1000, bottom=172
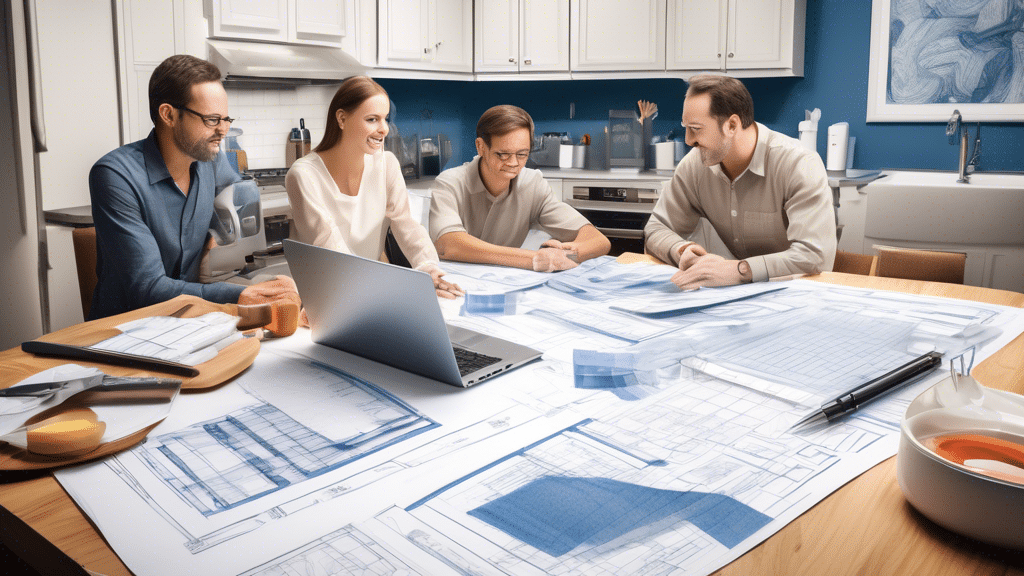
left=946, top=109, right=981, bottom=183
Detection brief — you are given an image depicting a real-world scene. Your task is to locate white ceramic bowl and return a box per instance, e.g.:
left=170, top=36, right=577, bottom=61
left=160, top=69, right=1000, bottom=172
left=897, top=372, right=1024, bottom=550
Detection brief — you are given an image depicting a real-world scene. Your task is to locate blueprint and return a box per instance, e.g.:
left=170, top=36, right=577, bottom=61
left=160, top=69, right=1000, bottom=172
left=54, top=266, right=1024, bottom=576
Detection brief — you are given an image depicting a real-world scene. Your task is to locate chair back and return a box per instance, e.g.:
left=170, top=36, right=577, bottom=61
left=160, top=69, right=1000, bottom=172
left=72, top=227, right=98, bottom=319
left=833, top=250, right=874, bottom=276
left=874, top=246, right=966, bottom=284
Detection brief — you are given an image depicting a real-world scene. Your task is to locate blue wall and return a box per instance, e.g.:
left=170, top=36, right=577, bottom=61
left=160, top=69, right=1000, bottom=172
left=379, top=0, right=1023, bottom=172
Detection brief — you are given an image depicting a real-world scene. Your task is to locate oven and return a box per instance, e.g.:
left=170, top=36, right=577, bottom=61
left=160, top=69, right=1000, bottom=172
left=563, top=178, right=665, bottom=253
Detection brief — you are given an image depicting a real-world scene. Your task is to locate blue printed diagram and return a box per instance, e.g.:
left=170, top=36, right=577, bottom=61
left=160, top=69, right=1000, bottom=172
left=136, top=361, right=438, bottom=516
left=469, top=476, right=771, bottom=555
left=364, top=372, right=888, bottom=575
left=383, top=414, right=787, bottom=574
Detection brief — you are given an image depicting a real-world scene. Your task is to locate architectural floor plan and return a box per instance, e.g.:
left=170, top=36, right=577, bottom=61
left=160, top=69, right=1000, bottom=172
left=55, top=259, right=1024, bottom=576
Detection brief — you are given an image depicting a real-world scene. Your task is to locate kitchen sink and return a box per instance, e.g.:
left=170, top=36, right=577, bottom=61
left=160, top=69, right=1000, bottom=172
left=863, top=171, right=1024, bottom=245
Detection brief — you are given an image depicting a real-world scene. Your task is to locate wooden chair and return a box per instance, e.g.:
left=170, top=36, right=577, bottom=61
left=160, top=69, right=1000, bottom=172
left=874, top=246, right=966, bottom=284
left=833, top=250, right=875, bottom=276
left=71, top=227, right=98, bottom=319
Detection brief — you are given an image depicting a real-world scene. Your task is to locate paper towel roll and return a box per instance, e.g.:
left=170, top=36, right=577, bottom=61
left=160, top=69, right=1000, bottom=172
left=655, top=141, right=676, bottom=169
left=826, top=122, right=849, bottom=171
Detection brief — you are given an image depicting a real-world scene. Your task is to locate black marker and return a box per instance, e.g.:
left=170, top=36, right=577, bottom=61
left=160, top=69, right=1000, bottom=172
left=791, top=351, right=943, bottom=431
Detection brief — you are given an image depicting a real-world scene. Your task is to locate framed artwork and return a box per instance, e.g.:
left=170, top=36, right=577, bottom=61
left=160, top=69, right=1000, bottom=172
left=866, top=0, right=1024, bottom=123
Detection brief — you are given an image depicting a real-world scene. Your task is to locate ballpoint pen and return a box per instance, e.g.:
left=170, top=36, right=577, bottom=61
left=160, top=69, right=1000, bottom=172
left=791, top=351, right=943, bottom=431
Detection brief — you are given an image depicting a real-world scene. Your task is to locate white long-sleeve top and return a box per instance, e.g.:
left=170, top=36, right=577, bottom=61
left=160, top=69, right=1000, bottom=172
left=285, top=150, right=440, bottom=270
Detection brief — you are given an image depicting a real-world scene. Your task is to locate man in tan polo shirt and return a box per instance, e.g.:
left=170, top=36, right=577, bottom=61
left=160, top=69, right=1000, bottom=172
left=645, top=75, right=836, bottom=289
left=429, top=105, right=610, bottom=272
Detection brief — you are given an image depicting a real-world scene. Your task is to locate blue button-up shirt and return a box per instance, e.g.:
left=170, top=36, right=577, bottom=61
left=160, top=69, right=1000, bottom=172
left=88, top=130, right=244, bottom=319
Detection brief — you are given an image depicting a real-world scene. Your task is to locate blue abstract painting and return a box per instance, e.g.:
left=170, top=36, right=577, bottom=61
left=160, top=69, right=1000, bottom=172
left=887, top=1, right=1024, bottom=104
left=468, top=476, right=772, bottom=556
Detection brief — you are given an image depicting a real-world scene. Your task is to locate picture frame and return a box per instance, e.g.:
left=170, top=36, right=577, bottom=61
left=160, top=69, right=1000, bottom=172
left=866, top=0, right=1024, bottom=123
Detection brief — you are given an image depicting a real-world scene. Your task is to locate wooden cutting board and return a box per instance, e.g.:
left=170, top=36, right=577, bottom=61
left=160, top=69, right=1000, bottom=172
left=0, top=295, right=261, bottom=470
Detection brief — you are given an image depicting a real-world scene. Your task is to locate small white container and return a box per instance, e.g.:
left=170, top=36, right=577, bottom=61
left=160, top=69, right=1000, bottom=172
left=560, top=144, right=585, bottom=169
left=654, top=141, right=676, bottom=170
left=559, top=144, right=574, bottom=168
left=798, top=120, right=817, bottom=152
left=826, top=122, right=849, bottom=171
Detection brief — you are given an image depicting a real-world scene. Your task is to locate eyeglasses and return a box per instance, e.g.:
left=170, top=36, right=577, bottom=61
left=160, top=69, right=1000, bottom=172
left=177, top=106, right=236, bottom=127
left=493, top=150, right=530, bottom=162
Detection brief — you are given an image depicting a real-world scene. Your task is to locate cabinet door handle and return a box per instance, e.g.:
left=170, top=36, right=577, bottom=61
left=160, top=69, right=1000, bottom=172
left=424, top=47, right=430, bottom=53
left=435, top=41, right=442, bottom=48
left=509, top=57, right=516, bottom=63
left=524, top=59, right=531, bottom=65
left=728, top=52, right=734, bottom=58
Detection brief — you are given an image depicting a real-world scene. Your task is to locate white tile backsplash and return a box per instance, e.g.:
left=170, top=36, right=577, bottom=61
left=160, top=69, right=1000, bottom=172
left=226, top=85, right=337, bottom=169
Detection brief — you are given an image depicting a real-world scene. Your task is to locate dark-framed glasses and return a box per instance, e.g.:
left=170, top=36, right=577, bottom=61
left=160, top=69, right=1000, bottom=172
left=177, top=106, right=236, bottom=127
left=493, top=150, right=530, bottom=162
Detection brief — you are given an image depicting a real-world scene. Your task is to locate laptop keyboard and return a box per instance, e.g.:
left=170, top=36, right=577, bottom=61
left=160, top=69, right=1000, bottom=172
left=453, top=346, right=502, bottom=377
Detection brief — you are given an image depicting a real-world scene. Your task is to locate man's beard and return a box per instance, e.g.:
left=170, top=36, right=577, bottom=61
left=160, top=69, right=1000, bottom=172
left=698, top=132, right=732, bottom=167
left=174, top=124, right=219, bottom=162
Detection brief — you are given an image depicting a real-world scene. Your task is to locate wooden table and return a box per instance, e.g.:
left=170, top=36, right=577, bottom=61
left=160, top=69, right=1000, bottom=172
left=2, top=274, right=1023, bottom=576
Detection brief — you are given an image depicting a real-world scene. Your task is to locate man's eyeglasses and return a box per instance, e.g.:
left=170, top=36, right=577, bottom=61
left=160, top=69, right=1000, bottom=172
left=493, top=150, right=530, bottom=162
left=177, top=106, right=236, bottom=127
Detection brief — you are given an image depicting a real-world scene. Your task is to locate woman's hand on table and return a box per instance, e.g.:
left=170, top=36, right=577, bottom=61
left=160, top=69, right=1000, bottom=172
left=423, top=265, right=464, bottom=300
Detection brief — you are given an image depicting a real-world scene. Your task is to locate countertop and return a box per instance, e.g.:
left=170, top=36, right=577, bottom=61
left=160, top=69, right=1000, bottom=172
left=43, top=206, right=93, bottom=227
left=43, top=167, right=874, bottom=228
left=827, top=169, right=883, bottom=188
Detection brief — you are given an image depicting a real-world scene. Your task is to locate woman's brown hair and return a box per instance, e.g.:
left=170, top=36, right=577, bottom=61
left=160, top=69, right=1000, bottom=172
left=315, top=76, right=389, bottom=152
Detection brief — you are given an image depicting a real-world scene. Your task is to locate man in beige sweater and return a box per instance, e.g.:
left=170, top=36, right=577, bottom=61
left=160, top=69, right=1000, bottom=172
left=645, top=75, right=836, bottom=289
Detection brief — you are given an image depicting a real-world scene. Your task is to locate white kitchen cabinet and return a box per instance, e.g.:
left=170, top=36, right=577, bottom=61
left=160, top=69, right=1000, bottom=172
left=667, top=0, right=805, bottom=76
left=378, top=0, right=473, bottom=72
left=666, top=0, right=726, bottom=71
left=117, top=0, right=189, bottom=143
left=206, top=0, right=349, bottom=47
left=571, top=0, right=665, bottom=71
left=475, top=0, right=569, bottom=73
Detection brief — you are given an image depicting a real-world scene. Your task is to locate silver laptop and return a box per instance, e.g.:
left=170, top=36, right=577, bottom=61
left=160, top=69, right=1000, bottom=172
left=284, top=239, right=542, bottom=388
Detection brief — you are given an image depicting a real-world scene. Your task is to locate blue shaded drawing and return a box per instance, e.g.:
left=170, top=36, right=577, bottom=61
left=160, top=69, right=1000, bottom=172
left=461, top=292, right=519, bottom=316
left=887, top=2, right=1024, bottom=104
left=573, top=349, right=657, bottom=401
left=468, top=476, right=771, bottom=556
left=138, top=364, right=438, bottom=516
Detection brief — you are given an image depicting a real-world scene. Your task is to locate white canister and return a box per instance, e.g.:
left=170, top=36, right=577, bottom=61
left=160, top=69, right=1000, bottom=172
left=654, top=141, right=676, bottom=170
left=559, top=144, right=575, bottom=169
left=826, top=122, right=849, bottom=171
left=798, top=120, right=817, bottom=152
left=572, top=145, right=586, bottom=169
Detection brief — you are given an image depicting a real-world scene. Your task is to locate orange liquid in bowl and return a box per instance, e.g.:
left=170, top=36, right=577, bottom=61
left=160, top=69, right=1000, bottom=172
left=923, top=432, right=1024, bottom=485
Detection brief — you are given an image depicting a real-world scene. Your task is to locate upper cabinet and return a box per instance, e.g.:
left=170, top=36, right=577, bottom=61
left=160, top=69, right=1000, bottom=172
left=205, top=0, right=350, bottom=48
left=571, top=0, right=666, bottom=72
left=378, top=0, right=473, bottom=73
left=667, top=0, right=805, bottom=76
left=475, top=0, right=569, bottom=73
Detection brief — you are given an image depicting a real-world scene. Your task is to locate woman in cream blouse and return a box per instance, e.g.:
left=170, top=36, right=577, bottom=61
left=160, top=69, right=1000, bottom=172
left=285, top=76, right=461, bottom=299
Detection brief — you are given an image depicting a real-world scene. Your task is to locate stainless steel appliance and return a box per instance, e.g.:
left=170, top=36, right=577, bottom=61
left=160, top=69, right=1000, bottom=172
left=564, top=179, right=663, bottom=249
left=532, top=133, right=570, bottom=167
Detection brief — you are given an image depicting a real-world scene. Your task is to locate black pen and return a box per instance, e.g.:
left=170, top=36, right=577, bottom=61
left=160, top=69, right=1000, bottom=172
left=791, top=351, right=943, bottom=431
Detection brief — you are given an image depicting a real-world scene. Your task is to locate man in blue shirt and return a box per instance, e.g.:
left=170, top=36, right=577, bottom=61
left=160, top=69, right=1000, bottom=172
left=89, top=55, right=299, bottom=320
